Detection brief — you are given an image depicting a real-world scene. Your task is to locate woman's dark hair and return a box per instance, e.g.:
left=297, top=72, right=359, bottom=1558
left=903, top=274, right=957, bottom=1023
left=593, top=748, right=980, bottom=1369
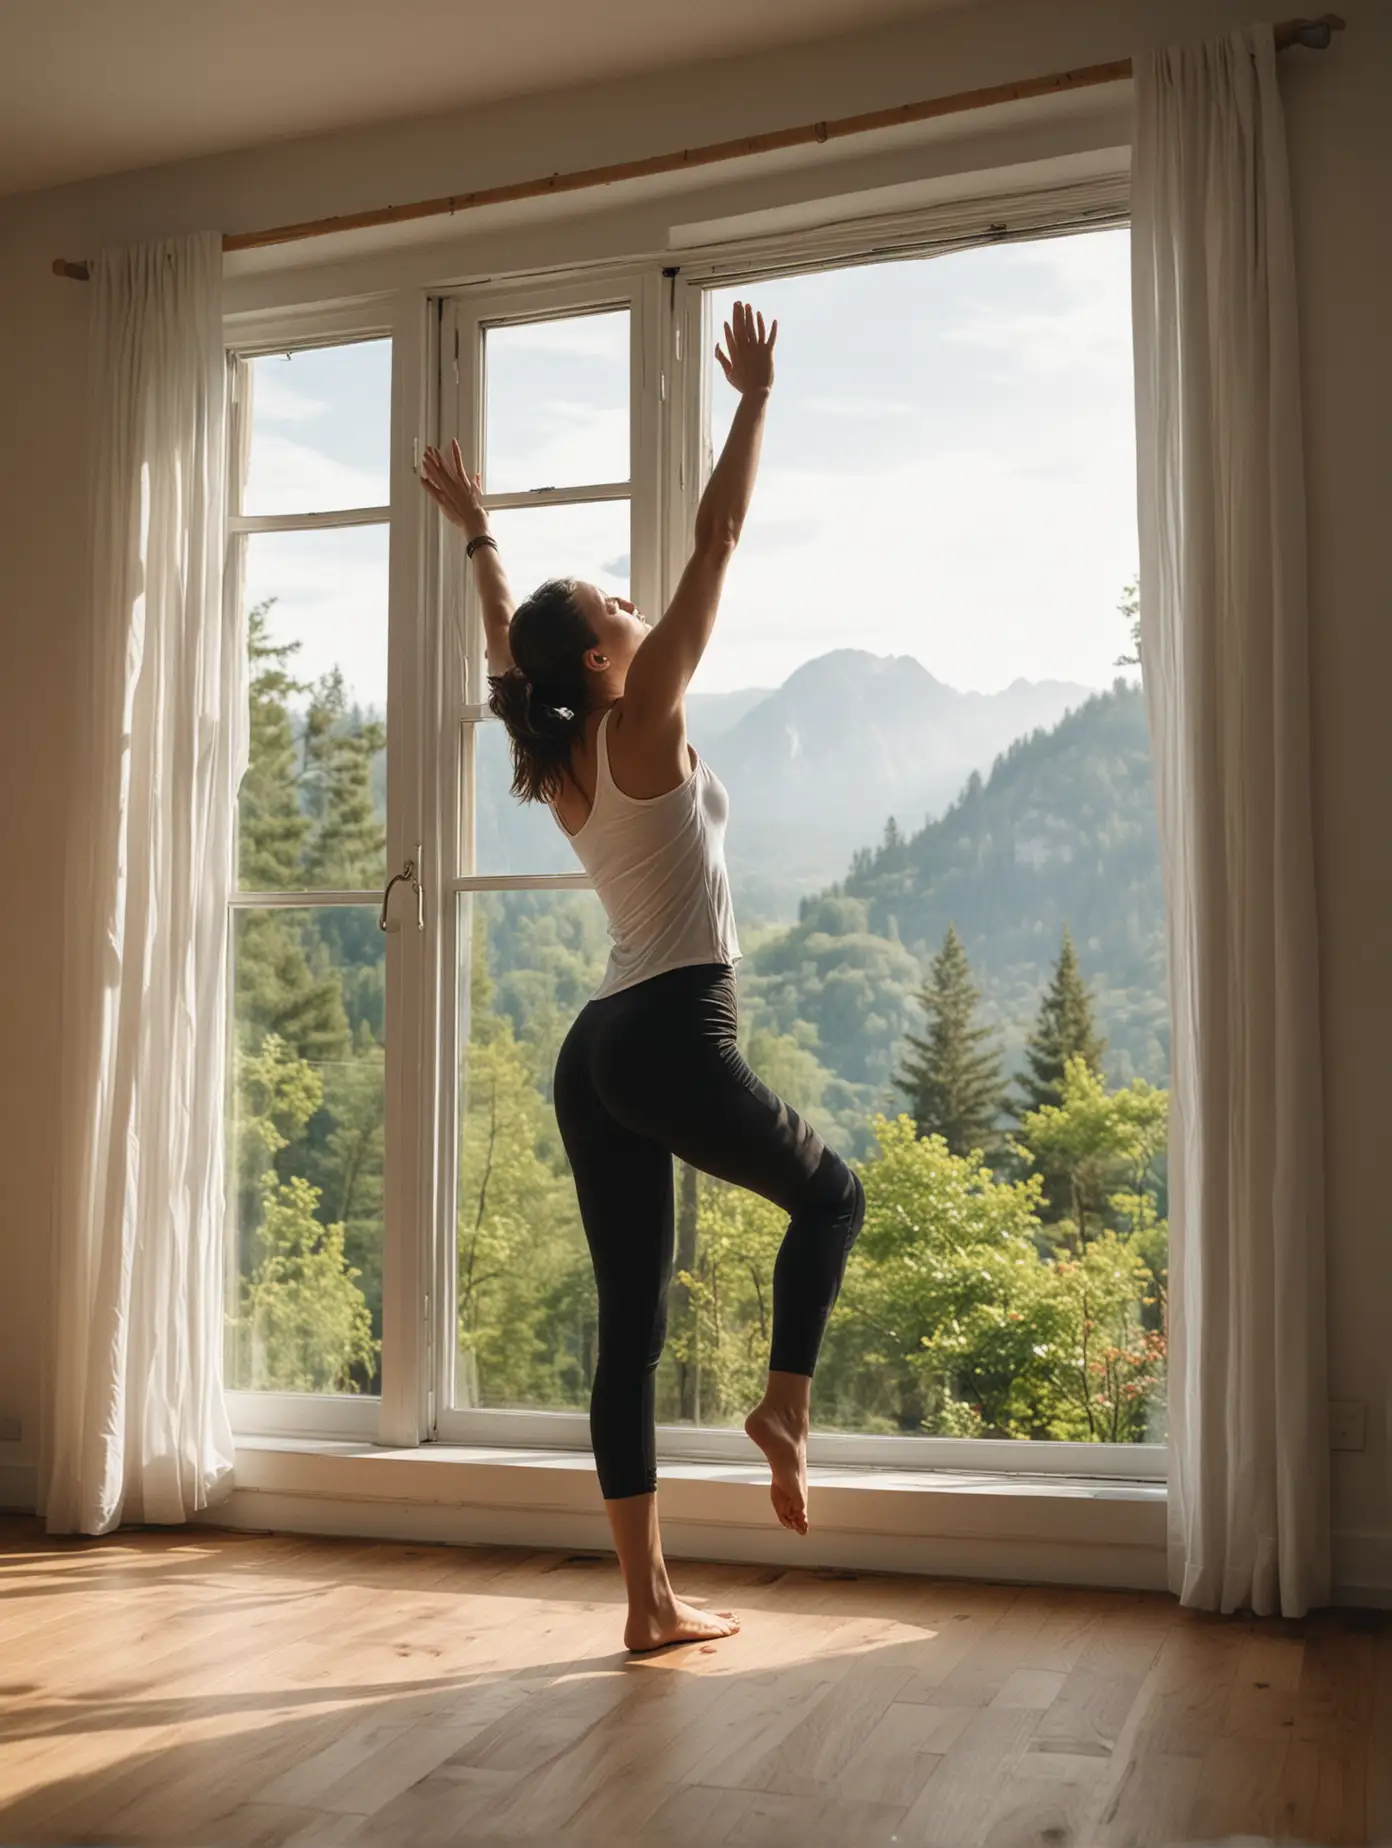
left=487, top=577, right=598, bottom=804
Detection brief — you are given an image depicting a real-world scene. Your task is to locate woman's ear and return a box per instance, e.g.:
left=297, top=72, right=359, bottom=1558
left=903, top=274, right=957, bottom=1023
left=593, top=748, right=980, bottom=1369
left=584, top=647, right=609, bottom=671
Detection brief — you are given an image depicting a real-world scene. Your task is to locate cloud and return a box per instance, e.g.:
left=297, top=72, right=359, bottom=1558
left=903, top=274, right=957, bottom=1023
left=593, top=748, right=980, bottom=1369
left=488, top=310, right=628, bottom=360
left=243, top=526, right=389, bottom=710
left=690, top=422, right=1138, bottom=695
left=485, top=404, right=628, bottom=494
left=244, top=433, right=389, bottom=515
left=800, top=396, right=914, bottom=420
left=249, top=371, right=328, bottom=425
left=943, top=233, right=1133, bottom=378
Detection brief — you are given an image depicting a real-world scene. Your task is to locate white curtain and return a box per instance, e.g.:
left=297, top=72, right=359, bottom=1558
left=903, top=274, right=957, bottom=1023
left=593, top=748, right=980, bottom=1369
left=1132, top=29, right=1329, bottom=1616
left=45, top=232, right=244, bottom=1535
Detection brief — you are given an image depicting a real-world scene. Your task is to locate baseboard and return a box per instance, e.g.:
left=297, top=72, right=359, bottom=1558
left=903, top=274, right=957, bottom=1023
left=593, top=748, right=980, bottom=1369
left=1333, top=1528, right=1392, bottom=1609
left=0, top=1463, right=38, bottom=1513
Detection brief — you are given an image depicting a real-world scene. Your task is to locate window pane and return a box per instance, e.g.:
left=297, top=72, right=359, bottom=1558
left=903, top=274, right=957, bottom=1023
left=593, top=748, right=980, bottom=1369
left=486, top=498, right=630, bottom=603
left=484, top=310, right=629, bottom=493
left=240, top=524, right=388, bottom=892
left=243, top=339, right=391, bottom=515
left=688, top=234, right=1166, bottom=1445
left=227, top=906, right=385, bottom=1397
left=456, top=888, right=608, bottom=1412
left=467, top=498, right=631, bottom=874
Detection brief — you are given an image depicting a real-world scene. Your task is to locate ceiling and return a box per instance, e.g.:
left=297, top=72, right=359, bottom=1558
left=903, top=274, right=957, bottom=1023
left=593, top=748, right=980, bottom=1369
left=0, top=0, right=978, bottom=200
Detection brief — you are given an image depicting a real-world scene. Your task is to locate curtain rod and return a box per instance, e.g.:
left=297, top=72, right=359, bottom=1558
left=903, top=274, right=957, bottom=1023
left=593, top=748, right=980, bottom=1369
left=51, top=14, right=1344, bottom=282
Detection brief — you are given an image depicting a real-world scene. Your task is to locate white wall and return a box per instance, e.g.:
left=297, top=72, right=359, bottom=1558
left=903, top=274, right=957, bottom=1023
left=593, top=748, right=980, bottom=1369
left=1, top=0, right=1387, bottom=1594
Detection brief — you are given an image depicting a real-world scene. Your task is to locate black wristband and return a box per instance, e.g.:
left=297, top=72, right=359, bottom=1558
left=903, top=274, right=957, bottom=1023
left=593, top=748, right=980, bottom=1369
left=466, top=533, right=498, bottom=560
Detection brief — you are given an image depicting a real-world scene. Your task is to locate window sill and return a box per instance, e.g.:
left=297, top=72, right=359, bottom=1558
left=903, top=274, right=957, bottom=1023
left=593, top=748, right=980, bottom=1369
left=204, top=1437, right=1169, bottom=1592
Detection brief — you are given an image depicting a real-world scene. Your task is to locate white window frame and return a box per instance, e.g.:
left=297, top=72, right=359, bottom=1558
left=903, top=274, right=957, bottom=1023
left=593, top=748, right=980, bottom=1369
left=429, top=270, right=664, bottom=1447
left=223, top=292, right=437, bottom=1447
left=216, top=172, right=1163, bottom=1482
left=424, top=216, right=1164, bottom=1483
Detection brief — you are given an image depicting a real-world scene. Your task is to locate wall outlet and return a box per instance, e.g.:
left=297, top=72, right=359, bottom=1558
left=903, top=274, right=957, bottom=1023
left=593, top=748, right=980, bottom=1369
left=1329, top=1400, right=1367, bottom=1452
left=0, top=1416, right=21, bottom=1445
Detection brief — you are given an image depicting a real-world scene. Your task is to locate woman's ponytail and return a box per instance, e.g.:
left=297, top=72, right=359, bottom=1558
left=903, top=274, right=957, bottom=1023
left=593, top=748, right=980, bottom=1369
left=487, top=579, right=596, bottom=804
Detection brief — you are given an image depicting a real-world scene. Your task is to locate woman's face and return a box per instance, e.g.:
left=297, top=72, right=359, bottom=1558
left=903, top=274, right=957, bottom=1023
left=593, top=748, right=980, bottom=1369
left=573, top=582, right=650, bottom=682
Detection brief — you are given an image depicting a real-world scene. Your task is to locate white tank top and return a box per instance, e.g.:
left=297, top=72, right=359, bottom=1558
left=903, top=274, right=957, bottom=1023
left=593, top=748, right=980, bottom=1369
left=554, top=708, right=741, bottom=1001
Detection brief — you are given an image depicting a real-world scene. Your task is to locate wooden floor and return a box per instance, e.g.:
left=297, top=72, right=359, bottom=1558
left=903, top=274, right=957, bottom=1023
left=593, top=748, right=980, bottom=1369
left=0, top=1519, right=1387, bottom=1848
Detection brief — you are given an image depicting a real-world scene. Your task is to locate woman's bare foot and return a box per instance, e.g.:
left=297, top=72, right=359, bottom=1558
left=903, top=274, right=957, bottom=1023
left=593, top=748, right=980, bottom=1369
left=745, top=1394, right=810, bottom=1534
left=625, top=1595, right=741, bottom=1654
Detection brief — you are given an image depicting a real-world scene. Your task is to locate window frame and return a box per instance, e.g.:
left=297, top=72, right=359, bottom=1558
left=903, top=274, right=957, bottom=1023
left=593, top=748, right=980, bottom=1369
left=430, top=271, right=663, bottom=1445
left=222, top=294, right=435, bottom=1446
left=426, top=221, right=1164, bottom=1480
left=219, top=180, right=1163, bottom=1479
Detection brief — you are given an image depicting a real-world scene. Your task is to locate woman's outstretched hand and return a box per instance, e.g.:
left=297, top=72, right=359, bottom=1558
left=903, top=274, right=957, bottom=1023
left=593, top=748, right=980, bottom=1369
left=421, top=439, right=489, bottom=541
left=714, top=301, right=777, bottom=397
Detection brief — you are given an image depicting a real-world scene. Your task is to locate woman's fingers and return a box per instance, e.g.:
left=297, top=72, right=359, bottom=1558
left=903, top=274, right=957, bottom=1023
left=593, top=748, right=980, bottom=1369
left=724, top=301, right=774, bottom=350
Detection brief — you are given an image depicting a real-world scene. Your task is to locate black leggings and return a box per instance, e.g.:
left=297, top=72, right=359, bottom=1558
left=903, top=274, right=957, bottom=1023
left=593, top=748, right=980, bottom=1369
left=553, top=961, right=865, bottom=1500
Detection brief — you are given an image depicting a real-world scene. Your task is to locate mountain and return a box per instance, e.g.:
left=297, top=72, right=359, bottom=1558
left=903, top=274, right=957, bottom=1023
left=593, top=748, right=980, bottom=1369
left=711, top=651, right=1094, bottom=918
left=738, top=682, right=1168, bottom=1150
left=473, top=649, right=1095, bottom=916
left=685, top=686, right=774, bottom=739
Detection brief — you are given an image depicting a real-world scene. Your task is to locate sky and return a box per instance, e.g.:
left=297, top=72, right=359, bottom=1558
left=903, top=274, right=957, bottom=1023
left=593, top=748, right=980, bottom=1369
left=239, top=227, right=1138, bottom=712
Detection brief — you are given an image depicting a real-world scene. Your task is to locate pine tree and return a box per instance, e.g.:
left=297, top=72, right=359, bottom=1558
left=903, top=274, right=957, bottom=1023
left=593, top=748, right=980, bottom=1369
left=233, top=612, right=350, bottom=1068
left=1016, top=927, right=1107, bottom=1117
left=1115, top=577, right=1141, bottom=669
left=301, top=669, right=387, bottom=890
left=240, top=603, right=311, bottom=890
left=896, top=925, right=1003, bottom=1155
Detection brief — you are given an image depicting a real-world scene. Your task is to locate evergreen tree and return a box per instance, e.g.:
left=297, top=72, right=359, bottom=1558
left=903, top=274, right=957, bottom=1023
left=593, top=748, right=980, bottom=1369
left=1115, top=577, right=1141, bottom=669
left=895, top=925, right=1003, bottom=1155
left=240, top=603, right=310, bottom=889
left=235, top=606, right=350, bottom=1065
left=1017, top=928, right=1107, bottom=1117
left=301, top=668, right=387, bottom=890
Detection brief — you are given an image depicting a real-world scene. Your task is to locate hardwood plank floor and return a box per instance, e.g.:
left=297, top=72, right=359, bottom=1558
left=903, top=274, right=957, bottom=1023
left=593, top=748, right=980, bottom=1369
left=0, top=1517, right=1386, bottom=1847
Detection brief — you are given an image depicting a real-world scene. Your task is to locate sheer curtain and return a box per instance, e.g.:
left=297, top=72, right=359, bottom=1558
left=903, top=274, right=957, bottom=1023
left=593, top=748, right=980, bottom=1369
left=1132, top=29, right=1329, bottom=1616
left=45, top=232, right=244, bottom=1535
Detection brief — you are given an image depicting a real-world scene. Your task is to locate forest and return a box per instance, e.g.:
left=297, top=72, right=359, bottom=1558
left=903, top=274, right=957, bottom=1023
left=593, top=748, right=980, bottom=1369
left=229, top=594, right=1169, bottom=1446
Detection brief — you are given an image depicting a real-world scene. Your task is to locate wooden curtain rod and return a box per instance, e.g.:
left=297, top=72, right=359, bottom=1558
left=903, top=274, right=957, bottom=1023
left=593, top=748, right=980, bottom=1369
left=51, top=14, right=1344, bottom=282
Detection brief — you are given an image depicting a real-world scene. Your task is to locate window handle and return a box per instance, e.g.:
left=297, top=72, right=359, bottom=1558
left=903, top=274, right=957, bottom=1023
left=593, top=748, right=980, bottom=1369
left=380, top=849, right=424, bottom=932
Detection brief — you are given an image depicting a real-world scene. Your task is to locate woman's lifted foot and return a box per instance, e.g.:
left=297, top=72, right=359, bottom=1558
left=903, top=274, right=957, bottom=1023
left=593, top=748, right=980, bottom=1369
left=625, top=1594, right=740, bottom=1654
left=746, top=1375, right=811, bottom=1534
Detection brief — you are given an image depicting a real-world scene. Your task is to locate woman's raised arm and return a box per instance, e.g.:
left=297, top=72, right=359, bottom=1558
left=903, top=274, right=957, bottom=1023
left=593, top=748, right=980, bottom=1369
left=623, top=302, right=776, bottom=724
left=421, top=440, right=517, bottom=676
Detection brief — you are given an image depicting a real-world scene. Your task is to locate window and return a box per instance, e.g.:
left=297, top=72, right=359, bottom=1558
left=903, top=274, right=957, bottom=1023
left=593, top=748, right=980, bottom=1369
left=433, top=230, right=1167, bottom=1461
left=225, top=334, right=394, bottom=1430
left=223, top=210, right=1166, bottom=1467
left=438, top=282, right=659, bottom=1436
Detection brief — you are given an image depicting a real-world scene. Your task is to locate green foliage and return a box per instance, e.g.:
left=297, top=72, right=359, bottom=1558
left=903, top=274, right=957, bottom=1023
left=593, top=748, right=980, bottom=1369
left=240, top=605, right=311, bottom=891
left=229, top=605, right=386, bottom=1397
left=457, top=1009, right=595, bottom=1410
left=301, top=668, right=387, bottom=890
left=1017, top=1056, right=1168, bottom=1249
left=820, top=1113, right=1166, bottom=1443
left=672, top=1182, right=787, bottom=1426
left=1017, top=928, right=1107, bottom=1118
left=229, top=1033, right=377, bottom=1394
left=1116, top=578, right=1141, bottom=669
left=896, top=925, right=1004, bottom=1155
left=230, top=590, right=1169, bottom=1447
left=831, top=683, right=1168, bottom=1094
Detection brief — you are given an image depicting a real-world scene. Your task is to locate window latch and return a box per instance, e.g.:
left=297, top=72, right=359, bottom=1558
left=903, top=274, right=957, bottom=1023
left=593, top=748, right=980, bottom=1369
left=380, top=849, right=425, bottom=932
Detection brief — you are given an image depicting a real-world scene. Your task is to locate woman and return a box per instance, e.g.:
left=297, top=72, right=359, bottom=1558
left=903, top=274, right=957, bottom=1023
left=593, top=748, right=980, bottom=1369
left=421, top=303, right=865, bottom=1653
